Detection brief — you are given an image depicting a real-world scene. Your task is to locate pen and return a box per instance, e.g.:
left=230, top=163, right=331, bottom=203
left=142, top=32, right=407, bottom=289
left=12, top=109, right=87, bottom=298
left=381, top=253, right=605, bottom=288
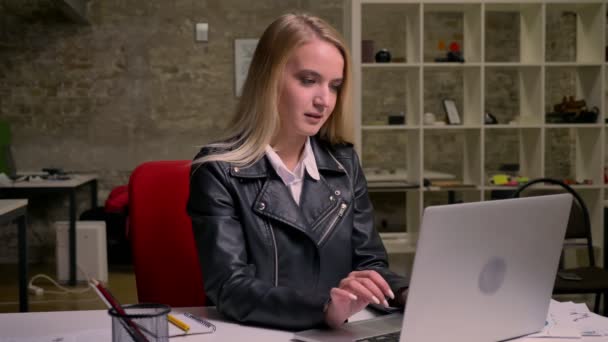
left=168, top=314, right=190, bottom=332
left=90, top=278, right=149, bottom=342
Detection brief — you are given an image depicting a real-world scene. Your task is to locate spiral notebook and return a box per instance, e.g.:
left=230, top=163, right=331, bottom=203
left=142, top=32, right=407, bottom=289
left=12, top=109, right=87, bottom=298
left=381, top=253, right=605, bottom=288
left=168, top=312, right=216, bottom=337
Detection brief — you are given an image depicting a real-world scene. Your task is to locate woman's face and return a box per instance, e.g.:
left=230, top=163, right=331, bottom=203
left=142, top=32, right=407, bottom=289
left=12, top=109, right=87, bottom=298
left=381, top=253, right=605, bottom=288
left=277, top=38, right=344, bottom=141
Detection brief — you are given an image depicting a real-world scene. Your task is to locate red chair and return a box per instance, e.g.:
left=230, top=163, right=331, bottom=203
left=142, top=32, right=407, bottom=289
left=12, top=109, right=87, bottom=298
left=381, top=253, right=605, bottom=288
left=128, top=160, right=205, bottom=307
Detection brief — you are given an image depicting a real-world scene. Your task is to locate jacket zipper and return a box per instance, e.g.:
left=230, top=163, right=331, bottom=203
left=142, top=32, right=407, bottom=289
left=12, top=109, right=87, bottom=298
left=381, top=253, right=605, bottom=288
left=268, top=223, right=279, bottom=287
left=258, top=178, right=279, bottom=287
left=311, top=200, right=340, bottom=232
left=319, top=203, right=347, bottom=246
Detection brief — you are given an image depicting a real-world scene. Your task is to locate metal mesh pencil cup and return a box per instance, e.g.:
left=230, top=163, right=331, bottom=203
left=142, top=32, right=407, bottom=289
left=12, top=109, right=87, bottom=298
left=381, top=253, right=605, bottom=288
left=108, top=303, right=171, bottom=342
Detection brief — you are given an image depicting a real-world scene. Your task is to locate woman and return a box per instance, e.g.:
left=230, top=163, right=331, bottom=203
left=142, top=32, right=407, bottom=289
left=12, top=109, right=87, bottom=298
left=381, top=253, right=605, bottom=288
left=188, top=13, right=408, bottom=330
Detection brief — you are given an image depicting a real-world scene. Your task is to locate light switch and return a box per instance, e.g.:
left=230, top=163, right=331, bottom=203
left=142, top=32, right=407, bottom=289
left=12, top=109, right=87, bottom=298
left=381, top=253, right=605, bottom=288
left=196, top=23, right=208, bottom=42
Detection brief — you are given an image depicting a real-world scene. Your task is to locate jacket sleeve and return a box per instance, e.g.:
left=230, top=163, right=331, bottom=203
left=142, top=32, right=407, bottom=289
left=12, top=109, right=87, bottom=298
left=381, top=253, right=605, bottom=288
left=348, top=149, right=410, bottom=301
left=187, top=160, right=329, bottom=330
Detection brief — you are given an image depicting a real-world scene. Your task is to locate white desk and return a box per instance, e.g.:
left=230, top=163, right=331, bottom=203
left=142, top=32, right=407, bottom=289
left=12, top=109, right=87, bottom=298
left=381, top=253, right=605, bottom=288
left=1, top=307, right=606, bottom=342
left=0, top=199, right=28, bottom=313
left=0, top=174, right=98, bottom=286
left=0, top=307, right=373, bottom=341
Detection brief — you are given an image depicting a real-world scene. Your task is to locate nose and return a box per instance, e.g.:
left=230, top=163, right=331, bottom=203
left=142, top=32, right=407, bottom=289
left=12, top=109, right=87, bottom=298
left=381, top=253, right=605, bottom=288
left=313, top=88, right=330, bottom=111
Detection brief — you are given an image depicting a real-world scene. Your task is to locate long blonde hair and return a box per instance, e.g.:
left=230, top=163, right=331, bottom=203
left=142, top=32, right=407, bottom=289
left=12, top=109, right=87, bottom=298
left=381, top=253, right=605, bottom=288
left=196, top=13, right=353, bottom=166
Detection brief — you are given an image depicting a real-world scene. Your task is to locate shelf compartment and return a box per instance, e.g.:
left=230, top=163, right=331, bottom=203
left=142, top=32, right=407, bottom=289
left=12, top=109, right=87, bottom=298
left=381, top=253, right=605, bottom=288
left=484, top=128, right=543, bottom=186
left=484, top=3, right=543, bottom=63
left=362, top=130, right=421, bottom=183
left=362, top=67, right=421, bottom=126
left=423, top=67, right=482, bottom=126
left=362, top=125, right=420, bottom=130
left=423, top=129, right=481, bottom=186
left=545, top=127, right=603, bottom=185
left=381, top=232, right=418, bottom=255
left=370, top=192, right=422, bottom=235
left=545, top=66, right=602, bottom=125
left=362, top=63, right=421, bottom=68
left=423, top=125, right=481, bottom=130
left=423, top=189, right=482, bottom=210
left=545, top=3, right=604, bottom=63
left=485, top=65, right=542, bottom=125
left=423, top=3, right=482, bottom=63
left=361, top=3, right=421, bottom=64
left=370, top=191, right=408, bottom=233
left=484, top=124, right=542, bottom=129
left=546, top=62, right=604, bottom=67
left=422, top=63, right=482, bottom=68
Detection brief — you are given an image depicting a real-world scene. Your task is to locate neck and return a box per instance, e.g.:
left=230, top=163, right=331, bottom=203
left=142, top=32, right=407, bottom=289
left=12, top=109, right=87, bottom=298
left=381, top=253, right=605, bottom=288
left=271, top=134, right=307, bottom=171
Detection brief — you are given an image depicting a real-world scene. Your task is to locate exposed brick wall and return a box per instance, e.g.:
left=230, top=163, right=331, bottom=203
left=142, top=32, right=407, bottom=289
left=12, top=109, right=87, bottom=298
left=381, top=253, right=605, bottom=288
left=0, top=0, right=343, bottom=262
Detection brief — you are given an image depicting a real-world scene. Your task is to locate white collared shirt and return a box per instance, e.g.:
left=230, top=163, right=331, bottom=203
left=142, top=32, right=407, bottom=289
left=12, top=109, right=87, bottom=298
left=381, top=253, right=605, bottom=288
left=265, top=138, right=320, bottom=205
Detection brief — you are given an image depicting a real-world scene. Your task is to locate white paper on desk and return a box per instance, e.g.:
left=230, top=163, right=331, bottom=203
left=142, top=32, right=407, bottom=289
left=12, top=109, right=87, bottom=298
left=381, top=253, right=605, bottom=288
left=571, top=310, right=608, bottom=336
left=558, top=301, right=603, bottom=337
left=168, top=312, right=215, bottom=337
left=526, top=300, right=581, bottom=338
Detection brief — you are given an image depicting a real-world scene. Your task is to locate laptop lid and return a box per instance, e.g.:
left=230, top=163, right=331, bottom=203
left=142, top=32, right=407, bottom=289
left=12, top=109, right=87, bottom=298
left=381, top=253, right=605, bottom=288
left=293, top=194, right=572, bottom=342
left=402, top=193, right=572, bottom=342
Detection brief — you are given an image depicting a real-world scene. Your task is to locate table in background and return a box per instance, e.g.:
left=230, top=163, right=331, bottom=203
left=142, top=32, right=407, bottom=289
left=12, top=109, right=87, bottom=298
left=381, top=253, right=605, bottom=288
left=0, top=199, right=28, bottom=312
left=0, top=174, right=98, bottom=286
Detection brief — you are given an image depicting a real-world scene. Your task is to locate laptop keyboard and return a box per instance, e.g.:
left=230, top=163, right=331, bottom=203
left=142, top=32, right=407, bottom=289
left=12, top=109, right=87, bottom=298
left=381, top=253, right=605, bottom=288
left=356, top=331, right=400, bottom=342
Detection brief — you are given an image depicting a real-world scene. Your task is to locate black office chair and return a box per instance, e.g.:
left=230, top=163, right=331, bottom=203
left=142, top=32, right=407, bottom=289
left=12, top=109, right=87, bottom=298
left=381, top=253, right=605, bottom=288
left=513, top=178, right=608, bottom=314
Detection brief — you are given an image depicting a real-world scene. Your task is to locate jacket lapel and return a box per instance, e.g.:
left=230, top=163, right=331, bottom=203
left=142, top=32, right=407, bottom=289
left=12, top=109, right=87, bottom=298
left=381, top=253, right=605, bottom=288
left=299, top=175, right=338, bottom=232
left=230, top=137, right=349, bottom=240
left=253, top=173, right=310, bottom=234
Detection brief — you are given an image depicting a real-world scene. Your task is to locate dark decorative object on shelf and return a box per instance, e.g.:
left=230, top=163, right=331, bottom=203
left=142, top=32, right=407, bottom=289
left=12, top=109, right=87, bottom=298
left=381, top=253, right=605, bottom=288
left=546, top=110, right=598, bottom=124
left=484, top=112, right=498, bottom=124
left=375, top=49, right=391, bottom=63
left=388, top=112, right=405, bottom=125
left=362, top=40, right=375, bottom=63
left=435, top=41, right=465, bottom=63
left=546, top=96, right=599, bottom=123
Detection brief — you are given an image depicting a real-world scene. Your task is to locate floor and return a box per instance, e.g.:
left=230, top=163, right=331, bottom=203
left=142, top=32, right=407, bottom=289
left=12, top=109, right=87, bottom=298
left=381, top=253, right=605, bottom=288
left=0, top=262, right=138, bottom=314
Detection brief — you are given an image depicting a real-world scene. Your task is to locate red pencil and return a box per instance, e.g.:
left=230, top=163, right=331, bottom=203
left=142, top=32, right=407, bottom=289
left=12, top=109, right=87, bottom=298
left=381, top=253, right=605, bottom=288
left=90, top=278, right=149, bottom=342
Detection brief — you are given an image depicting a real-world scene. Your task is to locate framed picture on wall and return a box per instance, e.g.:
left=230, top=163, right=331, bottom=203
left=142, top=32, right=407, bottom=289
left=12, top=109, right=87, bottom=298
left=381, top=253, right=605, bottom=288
left=234, top=39, right=259, bottom=97
left=443, top=99, right=461, bottom=125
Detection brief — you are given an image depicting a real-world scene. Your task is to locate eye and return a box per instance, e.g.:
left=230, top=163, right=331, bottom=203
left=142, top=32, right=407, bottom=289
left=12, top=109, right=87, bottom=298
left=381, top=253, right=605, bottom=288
left=300, top=77, right=316, bottom=85
left=330, top=82, right=343, bottom=93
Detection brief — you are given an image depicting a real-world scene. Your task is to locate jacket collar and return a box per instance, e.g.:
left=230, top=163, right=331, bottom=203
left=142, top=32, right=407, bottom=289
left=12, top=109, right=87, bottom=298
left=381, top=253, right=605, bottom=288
left=228, top=136, right=345, bottom=178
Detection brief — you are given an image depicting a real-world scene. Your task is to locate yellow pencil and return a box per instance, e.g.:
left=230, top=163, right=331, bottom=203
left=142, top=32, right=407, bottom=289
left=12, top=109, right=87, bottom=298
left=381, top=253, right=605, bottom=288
left=168, top=314, right=190, bottom=333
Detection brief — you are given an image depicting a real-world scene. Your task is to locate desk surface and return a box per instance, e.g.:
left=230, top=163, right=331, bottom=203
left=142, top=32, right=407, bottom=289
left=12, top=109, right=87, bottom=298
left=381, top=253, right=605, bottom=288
left=0, top=307, right=376, bottom=342
left=0, top=174, right=97, bottom=189
left=0, top=199, right=27, bottom=216
left=1, top=307, right=606, bottom=342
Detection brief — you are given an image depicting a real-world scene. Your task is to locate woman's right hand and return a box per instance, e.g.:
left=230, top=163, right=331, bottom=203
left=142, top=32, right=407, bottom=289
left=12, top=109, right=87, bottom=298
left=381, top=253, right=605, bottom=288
left=324, top=270, right=395, bottom=328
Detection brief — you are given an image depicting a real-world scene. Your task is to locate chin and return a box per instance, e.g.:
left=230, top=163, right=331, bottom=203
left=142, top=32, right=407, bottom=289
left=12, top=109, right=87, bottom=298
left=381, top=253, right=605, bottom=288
left=299, top=128, right=322, bottom=137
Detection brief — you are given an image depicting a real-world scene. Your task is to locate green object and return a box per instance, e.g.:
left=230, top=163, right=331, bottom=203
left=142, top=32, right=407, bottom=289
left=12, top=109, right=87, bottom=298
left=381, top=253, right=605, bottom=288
left=0, top=121, right=11, bottom=174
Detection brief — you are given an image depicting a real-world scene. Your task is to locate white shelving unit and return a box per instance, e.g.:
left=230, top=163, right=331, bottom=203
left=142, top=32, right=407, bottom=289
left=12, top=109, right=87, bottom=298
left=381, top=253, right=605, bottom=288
left=348, top=0, right=607, bottom=263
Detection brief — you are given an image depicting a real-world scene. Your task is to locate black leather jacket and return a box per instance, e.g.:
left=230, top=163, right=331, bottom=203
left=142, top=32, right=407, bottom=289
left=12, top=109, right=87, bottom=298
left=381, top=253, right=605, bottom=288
left=188, top=137, right=408, bottom=330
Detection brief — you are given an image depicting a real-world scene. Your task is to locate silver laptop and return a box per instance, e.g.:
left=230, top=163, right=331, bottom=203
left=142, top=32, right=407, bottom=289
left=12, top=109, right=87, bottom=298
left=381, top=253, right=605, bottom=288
left=294, top=194, right=572, bottom=342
